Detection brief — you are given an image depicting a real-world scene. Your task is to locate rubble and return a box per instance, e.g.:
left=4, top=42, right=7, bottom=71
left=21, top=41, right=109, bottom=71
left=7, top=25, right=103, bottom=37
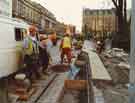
left=99, top=48, right=129, bottom=103
left=118, top=62, right=130, bottom=70
left=103, top=87, right=128, bottom=103
left=104, top=48, right=129, bottom=60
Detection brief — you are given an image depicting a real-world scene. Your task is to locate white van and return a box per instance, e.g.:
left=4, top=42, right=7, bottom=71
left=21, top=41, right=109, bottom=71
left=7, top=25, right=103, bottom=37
left=0, top=16, right=29, bottom=78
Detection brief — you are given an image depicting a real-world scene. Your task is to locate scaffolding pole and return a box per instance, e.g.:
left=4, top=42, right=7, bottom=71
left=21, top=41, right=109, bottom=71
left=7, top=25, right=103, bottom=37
left=129, top=0, right=135, bottom=102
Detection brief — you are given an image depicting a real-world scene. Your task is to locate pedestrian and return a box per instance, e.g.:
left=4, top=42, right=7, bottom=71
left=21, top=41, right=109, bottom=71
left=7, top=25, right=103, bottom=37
left=60, top=33, right=72, bottom=64
left=23, top=25, right=40, bottom=80
left=96, top=41, right=101, bottom=53
left=96, top=40, right=104, bottom=54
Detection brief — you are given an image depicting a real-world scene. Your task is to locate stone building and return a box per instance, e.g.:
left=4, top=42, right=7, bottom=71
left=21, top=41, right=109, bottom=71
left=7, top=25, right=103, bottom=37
left=55, top=22, right=67, bottom=35
left=55, top=22, right=76, bottom=36
left=66, top=24, right=76, bottom=36
left=82, top=8, right=118, bottom=39
left=12, top=0, right=57, bottom=32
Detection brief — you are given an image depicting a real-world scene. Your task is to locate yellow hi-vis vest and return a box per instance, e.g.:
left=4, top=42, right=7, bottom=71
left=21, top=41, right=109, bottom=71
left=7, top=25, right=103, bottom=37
left=24, top=37, right=33, bottom=55
left=62, top=37, right=71, bottom=48
left=24, top=37, right=39, bottom=56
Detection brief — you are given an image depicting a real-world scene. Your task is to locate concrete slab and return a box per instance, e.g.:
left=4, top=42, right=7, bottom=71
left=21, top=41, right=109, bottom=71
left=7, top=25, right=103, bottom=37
left=88, top=51, right=111, bottom=81
left=82, top=40, right=96, bottom=53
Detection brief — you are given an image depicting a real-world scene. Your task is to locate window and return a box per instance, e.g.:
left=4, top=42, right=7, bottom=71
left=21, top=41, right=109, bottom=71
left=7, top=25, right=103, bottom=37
left=108, top=10, right=112, bottom=15
left=99, top=11, right=103, bottom=15
left=90, top=11, right=93, bottom=15
left=15, top=28, right=26, bottom=41
left=18, top=1, right=21, bottom=15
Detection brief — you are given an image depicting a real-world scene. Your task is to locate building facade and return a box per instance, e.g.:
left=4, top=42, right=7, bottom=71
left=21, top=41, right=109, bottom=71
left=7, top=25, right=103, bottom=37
left=12, top=0, right=57, bottom=32
left=55, top=22, right=67, bottom=35
left=55, top=22, right=76, bottom=36
left=66, top=24, right=76, bottom=36
left=82, top=8, right=118, bottom=39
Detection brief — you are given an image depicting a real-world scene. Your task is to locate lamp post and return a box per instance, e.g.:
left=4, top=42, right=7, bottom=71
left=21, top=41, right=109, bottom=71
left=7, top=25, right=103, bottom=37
left=129, top=0, right=135, bottom=102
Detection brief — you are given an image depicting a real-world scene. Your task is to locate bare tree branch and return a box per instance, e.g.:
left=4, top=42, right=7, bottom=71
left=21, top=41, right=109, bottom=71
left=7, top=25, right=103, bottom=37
left=124, top=0, right=127, bottom=21
left=112, top=0, right=119, bottom=9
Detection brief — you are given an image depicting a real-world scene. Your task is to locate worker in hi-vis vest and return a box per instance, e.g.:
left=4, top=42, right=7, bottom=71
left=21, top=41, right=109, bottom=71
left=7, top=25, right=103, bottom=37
left=60, top=33, right=72, bottom=63
left=23, top=25, right=40, bottom=80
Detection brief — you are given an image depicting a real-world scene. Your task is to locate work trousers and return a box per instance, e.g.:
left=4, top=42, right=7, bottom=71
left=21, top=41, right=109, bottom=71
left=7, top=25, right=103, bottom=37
left=61, top=48, right=71, bottom=63
left=23, top=55, right=40, bottom=80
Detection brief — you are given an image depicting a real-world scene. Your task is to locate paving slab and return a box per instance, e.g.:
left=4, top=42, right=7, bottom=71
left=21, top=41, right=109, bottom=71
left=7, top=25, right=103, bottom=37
left=88, top=51, right=111, bottom=81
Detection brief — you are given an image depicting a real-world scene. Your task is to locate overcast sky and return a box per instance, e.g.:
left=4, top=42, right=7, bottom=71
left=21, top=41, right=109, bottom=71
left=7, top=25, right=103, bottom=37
left=32, top=0, right=131, bottom=31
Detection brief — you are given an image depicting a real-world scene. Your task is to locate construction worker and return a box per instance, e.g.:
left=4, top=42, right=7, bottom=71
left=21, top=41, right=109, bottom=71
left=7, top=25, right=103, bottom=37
left=60, top=33, right=72, bottom=63
left=47, top=32, right=61, bottom=65
left=47, top=31, right=57, bottom=47
left=39, top=35, right=49, bottom=74
left=96, top=41, right=102, bottom=54
left=23, top=25, right=40, bottom=80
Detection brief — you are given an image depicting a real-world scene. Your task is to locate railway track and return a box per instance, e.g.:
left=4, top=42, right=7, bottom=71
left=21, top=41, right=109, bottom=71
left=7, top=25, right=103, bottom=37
left=16, top=73, right=58, bottom=103
left=36, top=73, right=68, bottom=103
left=34, top=74, right=58, bottom=103
left=20, top=72, right=68, bottom=103
left=78, top=52, right=95, bottom=103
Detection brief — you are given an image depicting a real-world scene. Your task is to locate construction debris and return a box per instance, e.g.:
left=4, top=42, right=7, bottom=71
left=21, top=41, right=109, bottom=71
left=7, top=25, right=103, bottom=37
left=99, top=48, right=129, bottom=103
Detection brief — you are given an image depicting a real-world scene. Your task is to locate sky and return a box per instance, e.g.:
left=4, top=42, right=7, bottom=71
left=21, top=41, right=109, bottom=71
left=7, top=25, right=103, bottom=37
left=32, top=0, right=131, bottom=31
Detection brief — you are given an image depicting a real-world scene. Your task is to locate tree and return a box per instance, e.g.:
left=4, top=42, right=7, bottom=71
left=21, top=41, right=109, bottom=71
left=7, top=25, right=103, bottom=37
left=111, top=0, right=129, bottom=50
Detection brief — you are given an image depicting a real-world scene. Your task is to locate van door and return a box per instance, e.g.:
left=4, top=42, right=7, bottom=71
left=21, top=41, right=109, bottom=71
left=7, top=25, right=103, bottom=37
left=14, top=28, right=27, bottom=69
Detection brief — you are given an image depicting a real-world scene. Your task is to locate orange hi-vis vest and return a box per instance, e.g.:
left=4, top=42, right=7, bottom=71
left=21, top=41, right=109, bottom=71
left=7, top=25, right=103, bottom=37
left=62, top=37, right=71, bottom=48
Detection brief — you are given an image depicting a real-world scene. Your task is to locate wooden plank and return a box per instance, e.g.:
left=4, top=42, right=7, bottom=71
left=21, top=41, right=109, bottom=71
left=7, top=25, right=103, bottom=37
left=88, top=51, right=111, bottom=81
left=64, top=80, right=87, bottom=90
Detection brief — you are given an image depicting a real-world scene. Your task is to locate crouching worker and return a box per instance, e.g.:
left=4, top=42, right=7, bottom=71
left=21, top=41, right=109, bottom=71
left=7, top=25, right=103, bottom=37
left=23, top=25, right=40, bottom=81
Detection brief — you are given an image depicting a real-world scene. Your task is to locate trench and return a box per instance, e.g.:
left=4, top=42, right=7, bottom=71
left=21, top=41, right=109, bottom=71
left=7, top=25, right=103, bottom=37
left=58, top=52, right=94, bottom=103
